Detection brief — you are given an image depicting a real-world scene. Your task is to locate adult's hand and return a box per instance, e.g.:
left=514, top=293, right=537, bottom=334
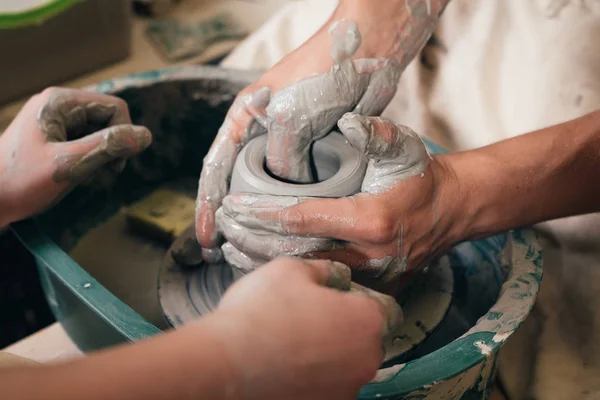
left=194, top=2, right=416, bottom=262
left=205, top=257, right=403, bottom=399
left=0, top=87, right=152, bottom=228
left=217, top=113, right=460, bottom=295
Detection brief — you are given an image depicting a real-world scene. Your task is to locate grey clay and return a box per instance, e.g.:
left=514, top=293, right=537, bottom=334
left=229, top=131, right=367, bottom=197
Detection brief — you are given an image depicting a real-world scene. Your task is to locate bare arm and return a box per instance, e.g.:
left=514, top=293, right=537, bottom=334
left=0, top=259, right=398, bottom=400
left=0, top=318, right=236, bottom=400
left=441, top=110, right=600, bottom=242
left=318, top=0, right=451, bottom=65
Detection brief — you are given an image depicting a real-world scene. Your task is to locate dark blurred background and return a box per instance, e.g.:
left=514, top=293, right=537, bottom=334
left=0, top=230, right=54, bottom=348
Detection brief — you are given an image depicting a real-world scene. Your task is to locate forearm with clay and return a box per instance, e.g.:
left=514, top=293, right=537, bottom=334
left=265, top=0, right=452, bottom=183
left=443, top=110, right=600, bottom=242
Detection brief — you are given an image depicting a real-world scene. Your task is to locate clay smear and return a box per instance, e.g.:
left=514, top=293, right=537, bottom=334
left=265, top=19, right=401, bottom=183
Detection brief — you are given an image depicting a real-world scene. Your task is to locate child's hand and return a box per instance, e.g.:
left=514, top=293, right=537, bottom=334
left=205, top=258, right=402, bottom=399
left=0, top=87, right=152, bottom=227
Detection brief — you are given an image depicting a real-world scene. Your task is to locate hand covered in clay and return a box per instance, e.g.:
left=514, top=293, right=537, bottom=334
left=0, top=87, right=152, bottom=227
left=205, top=257, right=402, bottom=398
left=217, top=114, right=458, bottom=295
left=195, top=19, right=401, bottom=261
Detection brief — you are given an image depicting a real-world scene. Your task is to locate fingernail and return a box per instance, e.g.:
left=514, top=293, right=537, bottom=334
left=338, top=113, right=371, bottom=153
left=325, top=261, right=351, bottom=291
left=338, top=112, right=361, bottom=130
left=130, top=125, right=153, bottom=150
left=104, top=125, right=152, bottom=158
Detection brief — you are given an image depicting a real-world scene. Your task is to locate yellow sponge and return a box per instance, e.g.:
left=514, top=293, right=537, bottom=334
left=123, top=189, right=195, bottom=243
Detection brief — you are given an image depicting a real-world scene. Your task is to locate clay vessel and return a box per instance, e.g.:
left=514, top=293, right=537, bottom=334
left=229, top=131, right=367, bottom=197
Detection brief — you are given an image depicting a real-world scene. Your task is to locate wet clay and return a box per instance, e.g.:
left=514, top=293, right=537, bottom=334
left=195, top=87, right=271, bottom=248
left=220, top=129, right=367, bottom=271
left=37, top=89, right=152, bottom=185
left=265, top=19, right=401, bottom=183
left=338, top=113, right=429, bottom=194
left=52, top=125, right=152, bottom=184
left=320, top=260, right=406, bottom=362
left=219, top=113, right=430, bottom=276
left=229, top=131, right=367, bottom=197
left=263, top=0, right=450, bottom=183
left=195, top=4, right=449, bottom=253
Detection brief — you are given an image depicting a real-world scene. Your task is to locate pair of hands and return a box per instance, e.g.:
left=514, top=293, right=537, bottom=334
left=194, top=19, right=402, bottom=263
left=192, top=18, right=456, bottom=295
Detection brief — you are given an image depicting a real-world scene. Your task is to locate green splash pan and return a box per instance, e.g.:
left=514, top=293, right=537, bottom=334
left=11, top=66, right=542, bottom=399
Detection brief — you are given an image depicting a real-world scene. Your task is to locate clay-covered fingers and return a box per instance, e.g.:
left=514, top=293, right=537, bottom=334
left=221, top=242, right=266, bottom=273
left=53, top=124, right=152, bottom=185
left=338, top=112, right=430, bottom=194
left=220, top=193, right=372, bottom=243
left=170, top=225, right=204, bottom=266
left=352, top=58, right=401, bottom=116
left=168, top=225, right=224, bottom=267
left=286, top=258, right=405, bottom=362
left=215, top=205, right=342, bottom=263
left=292, top=259, right=353, bottom=291
left=350, top=282, right=404, bottom=362
left=217, top=193, right=391, bottom=275
left=36, top=87, right=132, bottom=142
left=195, top=88, right=271, bottom=254
left=263, top=22, right=360, bottom=183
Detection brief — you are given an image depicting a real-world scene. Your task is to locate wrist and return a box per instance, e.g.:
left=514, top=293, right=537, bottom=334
left=435, top=149, right=516, bottom=244
left=429, top=154, right=476, bottom=247
left=198, top=311, right=260, bottom=399
left=187, top=313, right=246, bottom=399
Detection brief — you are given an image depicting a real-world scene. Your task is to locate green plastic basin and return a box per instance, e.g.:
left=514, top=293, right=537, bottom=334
left=11, top=66, right=542, bottom=399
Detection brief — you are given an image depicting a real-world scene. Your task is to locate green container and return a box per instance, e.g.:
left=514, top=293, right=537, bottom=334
left=11, top=66, right=542, bottom=399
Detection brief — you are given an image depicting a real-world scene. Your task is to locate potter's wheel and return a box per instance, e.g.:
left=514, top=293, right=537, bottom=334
left=158, top=226, right=454, bottom=360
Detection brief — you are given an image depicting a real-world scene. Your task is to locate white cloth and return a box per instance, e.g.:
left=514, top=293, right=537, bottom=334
left=221, top=1, right=600, bottom=399
left=221, top=0, right=338, bottom=71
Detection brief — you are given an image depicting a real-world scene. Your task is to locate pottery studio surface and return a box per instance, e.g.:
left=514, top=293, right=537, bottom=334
left=12, top=66, right=542, bottom=399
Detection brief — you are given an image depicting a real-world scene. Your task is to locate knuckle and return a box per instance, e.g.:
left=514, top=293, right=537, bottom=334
left=366, top=214, right=397, bottom=244
left=113, top=97, right=130, bottom=115
left=40, top=86, right=61, bottom=100
left=113, top=96, right=128, bottom=109
left=104, top=125, right=119, bottom=139
left=280, top=208, right=306, bottom=234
